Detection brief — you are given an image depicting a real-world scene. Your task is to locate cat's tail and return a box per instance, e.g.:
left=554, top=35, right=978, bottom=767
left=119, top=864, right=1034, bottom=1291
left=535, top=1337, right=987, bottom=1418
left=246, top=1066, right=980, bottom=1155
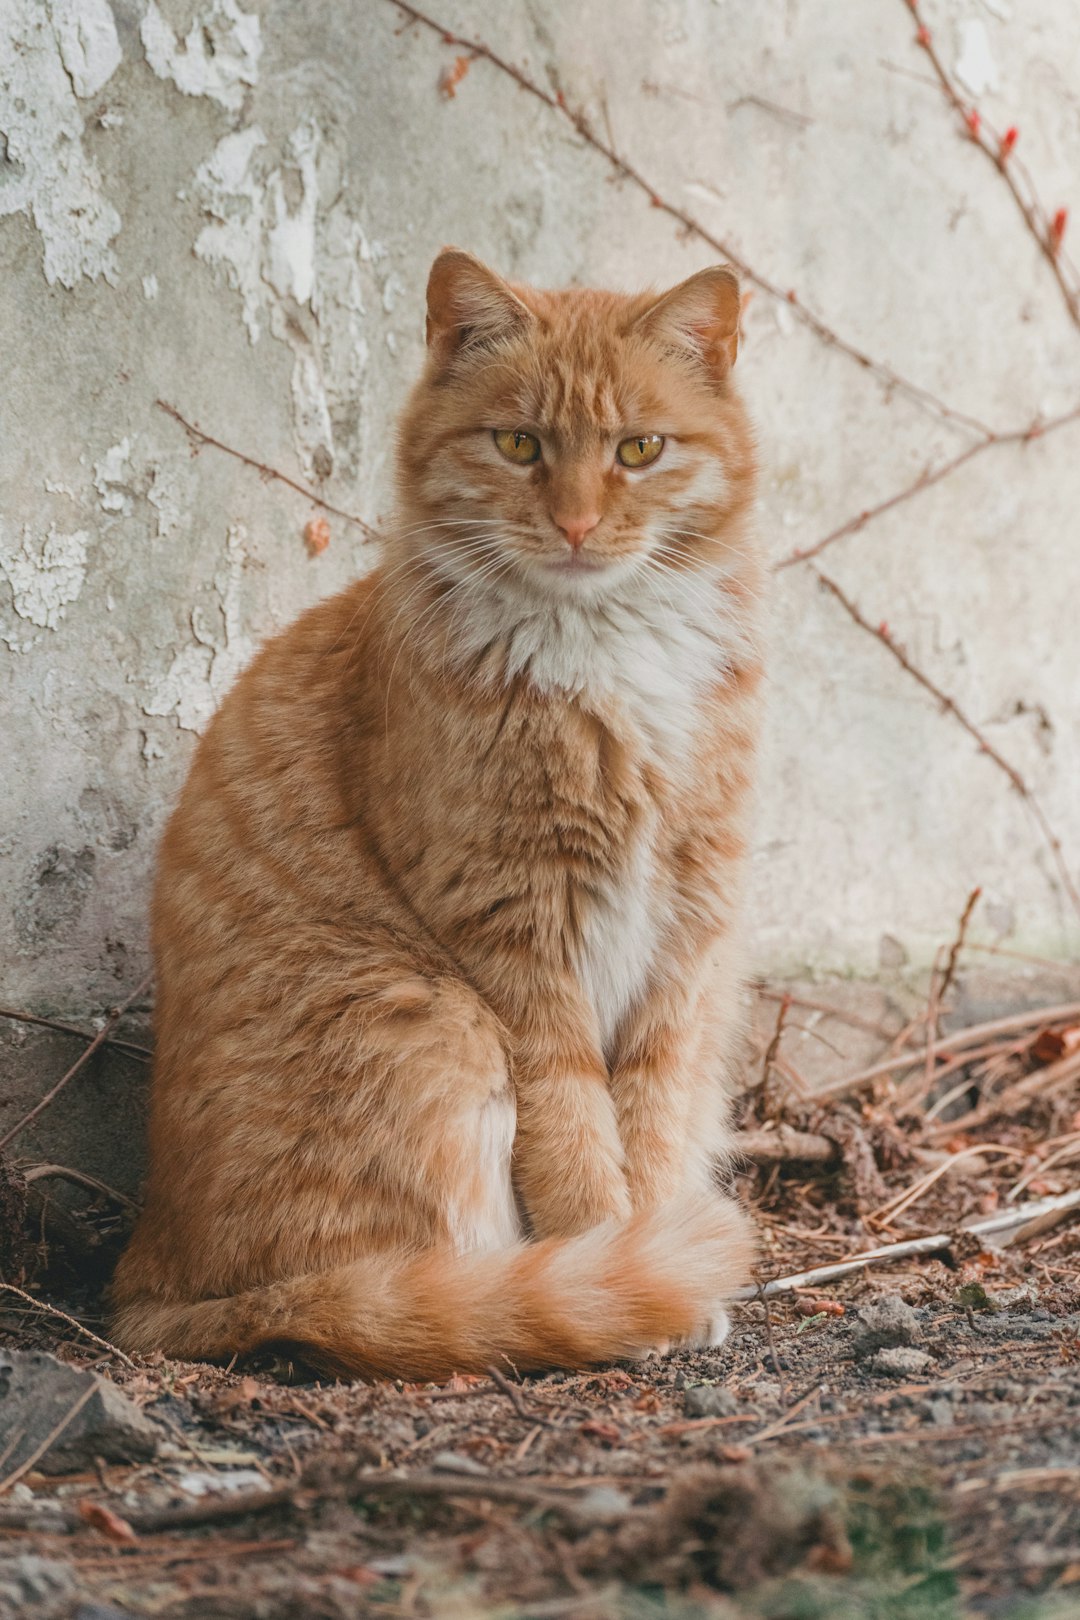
left=111, top=1196, right=755, bottom=1381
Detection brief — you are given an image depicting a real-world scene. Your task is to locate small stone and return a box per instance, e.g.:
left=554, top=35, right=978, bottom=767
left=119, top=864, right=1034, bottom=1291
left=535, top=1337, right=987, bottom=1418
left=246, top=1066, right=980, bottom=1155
left=74, top=1606, right=142, bottom=1620
left=867, top=1347, right=932, bottom=1378
left=0, top=1554, right=75, bottom=1609
left=683, top=1384, right=739, bottom=1419
left=0, top=1350, right=159, bottom=1476
left=853, top=1296, right=920, bottom=1358
left=431, top=1450, right=488, bottom=1477
left=929, top=1398, right=955, bottom=1427
left=990, top=1284, right=1037, bottom=1311
left=567, top=1485, right=632, bottom=1525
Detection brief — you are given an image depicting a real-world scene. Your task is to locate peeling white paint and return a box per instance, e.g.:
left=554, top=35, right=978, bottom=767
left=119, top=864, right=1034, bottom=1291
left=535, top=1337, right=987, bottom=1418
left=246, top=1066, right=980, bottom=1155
left=142, top=273, right=159, bottom=300
left=48, top=0, right=122, bottom=100
left=955, top=18, right=1001, bottom=97
left=143, top=525, right=255, bottom=732
left=0, top=1, right=121, bottom=286
left=93, top=438, right=133, bottom=515
left=264, top=121, right=320, bottom=304
left=0, top=522, right=90, bottom=643
left=191, top=120, right=338, bottom=478
left=193, top=125, right=269, bottom=342
left=280, top=340, right=334, bottom=478
left=141, top=0, right=261, bottom=116
left=146, top=459, right=188, bottom=539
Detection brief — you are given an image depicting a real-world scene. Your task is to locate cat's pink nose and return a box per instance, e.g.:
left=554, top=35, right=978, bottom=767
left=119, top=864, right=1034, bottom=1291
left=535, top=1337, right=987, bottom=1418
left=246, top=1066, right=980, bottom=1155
left=554, top=512, right=601, bottom=550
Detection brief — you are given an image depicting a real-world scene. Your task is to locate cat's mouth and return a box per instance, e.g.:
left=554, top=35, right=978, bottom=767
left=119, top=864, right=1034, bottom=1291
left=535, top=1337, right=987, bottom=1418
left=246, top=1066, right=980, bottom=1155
left=543, top=551, right=612, bottom=577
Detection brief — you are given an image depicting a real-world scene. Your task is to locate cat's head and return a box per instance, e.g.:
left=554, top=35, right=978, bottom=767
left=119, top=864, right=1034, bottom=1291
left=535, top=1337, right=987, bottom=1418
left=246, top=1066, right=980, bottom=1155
left=394, top=249, right=755, bottom=606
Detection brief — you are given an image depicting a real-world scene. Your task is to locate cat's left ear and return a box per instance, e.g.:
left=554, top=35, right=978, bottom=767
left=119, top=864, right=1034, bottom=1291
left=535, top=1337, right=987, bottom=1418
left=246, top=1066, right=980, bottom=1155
left=632, top=265, right=742, bottom=383
left=425, top=248, right=533, bottom=365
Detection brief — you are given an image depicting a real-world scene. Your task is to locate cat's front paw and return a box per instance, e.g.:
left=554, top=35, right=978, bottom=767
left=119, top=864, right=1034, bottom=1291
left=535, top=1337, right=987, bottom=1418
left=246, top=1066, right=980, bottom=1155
left=681, top=1306, right=731, bottom=1352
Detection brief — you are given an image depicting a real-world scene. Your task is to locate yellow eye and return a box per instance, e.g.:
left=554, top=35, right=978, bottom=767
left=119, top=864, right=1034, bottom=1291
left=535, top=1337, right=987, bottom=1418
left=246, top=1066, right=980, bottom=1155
left=617, top=433, right=665, bottom=468
left=493, top=429, right=541, bottom=464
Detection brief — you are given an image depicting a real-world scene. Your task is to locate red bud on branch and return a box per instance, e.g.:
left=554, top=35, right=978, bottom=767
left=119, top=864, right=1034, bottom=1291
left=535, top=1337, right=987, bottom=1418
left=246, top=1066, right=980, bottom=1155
left=1050, top=208, right=1068, bottom=253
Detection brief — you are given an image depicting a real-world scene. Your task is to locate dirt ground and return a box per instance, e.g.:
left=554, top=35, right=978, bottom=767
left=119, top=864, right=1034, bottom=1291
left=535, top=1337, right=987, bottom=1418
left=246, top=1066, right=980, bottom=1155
left=1, top=970, right=1079, bottom=1619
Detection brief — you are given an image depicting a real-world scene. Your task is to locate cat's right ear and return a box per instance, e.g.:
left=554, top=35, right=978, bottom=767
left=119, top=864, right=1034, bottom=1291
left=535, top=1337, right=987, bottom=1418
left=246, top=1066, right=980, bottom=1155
left=425, top=248, right=532, bottom=366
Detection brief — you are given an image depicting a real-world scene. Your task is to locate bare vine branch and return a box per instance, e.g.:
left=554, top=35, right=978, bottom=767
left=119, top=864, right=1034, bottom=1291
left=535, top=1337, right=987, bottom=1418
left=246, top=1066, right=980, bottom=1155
left=155, top=401, right=380, bottom=543
left=812, top=569, right=1080, bottom=922
left=387, top=0, right=995, bottom=439
left=903, top=0, right=1080, bottom=331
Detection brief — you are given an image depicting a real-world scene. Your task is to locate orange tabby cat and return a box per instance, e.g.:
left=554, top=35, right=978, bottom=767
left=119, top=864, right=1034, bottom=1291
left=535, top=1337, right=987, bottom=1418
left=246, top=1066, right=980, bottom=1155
left=111, top=249, right=763, bottom=1380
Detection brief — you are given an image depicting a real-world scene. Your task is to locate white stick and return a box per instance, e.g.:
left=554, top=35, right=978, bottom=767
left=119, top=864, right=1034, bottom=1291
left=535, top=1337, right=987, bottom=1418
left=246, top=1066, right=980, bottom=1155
left=732, top=1187, right=1080, bottom=1300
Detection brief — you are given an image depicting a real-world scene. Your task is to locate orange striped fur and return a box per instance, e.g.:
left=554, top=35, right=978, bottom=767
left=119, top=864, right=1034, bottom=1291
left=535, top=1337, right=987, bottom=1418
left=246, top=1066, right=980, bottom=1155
left=111, top=251, right=763, bottom=1379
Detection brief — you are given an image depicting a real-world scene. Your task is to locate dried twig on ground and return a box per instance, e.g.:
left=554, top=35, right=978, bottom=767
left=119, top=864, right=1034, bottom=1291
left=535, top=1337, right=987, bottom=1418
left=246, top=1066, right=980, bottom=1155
left=926, top=1046, right=1080, bottom=1142
left=0, top=1283, right=135, bottom=1368
left=817, top=1000, right=1080, bottom=1100
left=0, top=1465, right=629, bottom=1537
left=735, top=1187, right=1080, bottom=1299
left=735, top=1126, right=836, bottom=1164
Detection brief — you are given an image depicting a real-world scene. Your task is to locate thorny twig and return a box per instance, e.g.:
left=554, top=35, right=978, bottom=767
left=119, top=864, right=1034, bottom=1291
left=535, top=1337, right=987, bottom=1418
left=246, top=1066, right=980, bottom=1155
left=155, top=401, right=380, bottom=543
left=812, top=569, right=1080, bottom=924
left=0, top=974, right=153, bottom=1153
left=774, top=404, right=1080, bottom=571
left=387, top=0, right=994, bottom=439
left=938, top=885, right=983, bottom=1010
left=903, top=0, right=1080, bottom=332
left=759, top=993, right=790, bottom=1094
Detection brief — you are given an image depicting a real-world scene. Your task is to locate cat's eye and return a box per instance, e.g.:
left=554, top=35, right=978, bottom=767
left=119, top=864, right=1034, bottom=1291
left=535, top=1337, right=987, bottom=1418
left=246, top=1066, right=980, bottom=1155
left=493, top=429, right=541, bottom=465
left=617, top=433, right=665, bottom=469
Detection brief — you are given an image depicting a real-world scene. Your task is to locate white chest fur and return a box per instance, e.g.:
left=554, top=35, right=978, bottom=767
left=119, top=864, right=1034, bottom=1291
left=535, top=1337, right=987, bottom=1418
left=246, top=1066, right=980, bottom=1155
left=450, top=562, right=750, bottom=1051
left=576, top=821, right=667, bottom=1056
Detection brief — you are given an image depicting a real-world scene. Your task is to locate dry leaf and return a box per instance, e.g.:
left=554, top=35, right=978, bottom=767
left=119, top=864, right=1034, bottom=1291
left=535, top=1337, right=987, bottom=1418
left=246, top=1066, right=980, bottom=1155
left=304, top=516, right=331, bottom=556
left=444, top=1372, right=486, bottom=1391
left=439, top=55, right=470, bottom=98
left=580, top=1420, right=620, bottom=1444
left=78, top=1500, right=138, bottom=1544
left=1031, top=1025, right=1078, bottom=1064
left=333, top=1566, right=382, bottom=1588
left=795, top=1297, right=844, bottom=1318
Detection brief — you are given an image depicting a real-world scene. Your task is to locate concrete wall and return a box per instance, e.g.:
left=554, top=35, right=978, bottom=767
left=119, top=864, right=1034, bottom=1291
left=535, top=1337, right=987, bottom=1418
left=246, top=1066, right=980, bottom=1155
left=4, top=0, right=1080, bottom=1047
